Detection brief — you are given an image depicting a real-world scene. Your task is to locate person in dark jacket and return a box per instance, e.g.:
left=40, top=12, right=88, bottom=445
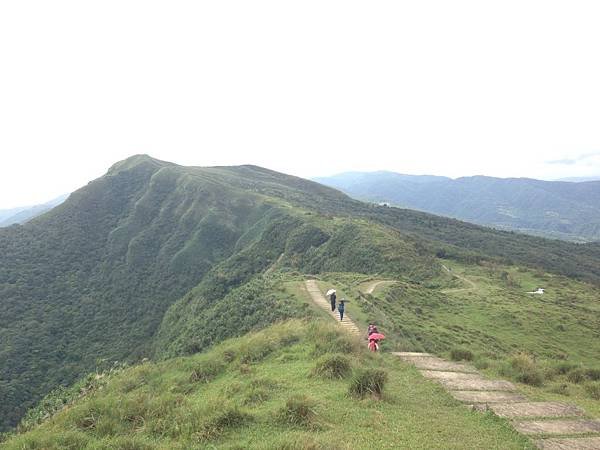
left=330, top=291, right=337, bottom=311
left=338, top=299, right=346, bottom=321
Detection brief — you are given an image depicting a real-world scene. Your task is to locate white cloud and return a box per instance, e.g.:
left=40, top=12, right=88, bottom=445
left=1, top=1, right=600, bottom=207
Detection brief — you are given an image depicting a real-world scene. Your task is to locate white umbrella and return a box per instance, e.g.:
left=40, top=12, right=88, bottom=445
left=326, top=289, right=336, bottom=296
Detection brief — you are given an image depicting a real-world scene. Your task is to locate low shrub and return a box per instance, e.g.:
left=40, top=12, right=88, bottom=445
left=586, top=368, right=600, bottom=381
left=566, top=368, right=587, bottom=384
left=553, top=362, right=576, bottom=375
left=474, top=358, right=489, bottom=370
left=585, top=382, right=600, bottom=400
left=276, top=395, right=318, bottom=429
left=450, top=348, right=473, bottom=362
left=548, top=383, right=570, bottom=396
left=501, top=353, right=544, bottom=387
left=312, top=354, right=352, bottom=379
left=348, top=369, right=388, bottom=398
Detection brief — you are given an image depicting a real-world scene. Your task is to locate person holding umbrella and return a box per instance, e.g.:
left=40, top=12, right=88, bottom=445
left=368, top=332, right=385, bottom=352
left=326, top=288, right=336, bottom=312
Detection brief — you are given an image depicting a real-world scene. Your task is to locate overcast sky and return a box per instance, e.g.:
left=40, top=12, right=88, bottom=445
left=1, top=1, right=600, bottom=208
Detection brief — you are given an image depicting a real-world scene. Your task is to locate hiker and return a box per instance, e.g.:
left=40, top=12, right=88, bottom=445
left=367, top=323, right=379, bottom=338
left=330, top=290, right=337, bottom=312
left=367, top=329, right=385, bottom=352
left=338, top=299, right=346, bottom=321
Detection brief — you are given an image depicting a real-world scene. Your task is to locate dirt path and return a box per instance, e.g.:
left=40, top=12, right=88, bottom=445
left=441, top=264, right=477, bottom=293
left=362, top=279, right=396, bottom=294
left=394, top=352, right=600, bottom=449
left=304, top=280, right=361, bottom=336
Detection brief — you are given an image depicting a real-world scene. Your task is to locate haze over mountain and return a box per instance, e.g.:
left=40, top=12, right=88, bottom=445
left=314, top=171, right=600, bottom=242
left=2, top=155, right=600, bottom=435
left=0, top=195, right=67, bottom=227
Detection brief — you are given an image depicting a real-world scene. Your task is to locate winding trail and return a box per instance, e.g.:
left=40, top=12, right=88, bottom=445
left=441, top=264, right=477, bottom=293
left=362, top=279, right=396, bottom=294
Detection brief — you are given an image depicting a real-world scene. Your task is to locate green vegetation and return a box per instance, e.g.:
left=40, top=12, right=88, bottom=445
left=449, top=348, right=474, bottom=362
left=332, top=261, right=600, bottom=418
left=2, top=154, right=600, bottom=434
left=315, top=171, right=600, bottom=242
left=2, top=321, right=532, bottom=449
left=348, top=369, right=388, bottom=398
left=499, top=354, right=544, bottom=387
left=312, top=354, right=352, bottom=380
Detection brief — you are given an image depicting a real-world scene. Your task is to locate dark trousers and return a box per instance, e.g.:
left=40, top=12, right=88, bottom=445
left=339, top=310, right=344, bottom=321
left=331, top=300, right=336, bottom=311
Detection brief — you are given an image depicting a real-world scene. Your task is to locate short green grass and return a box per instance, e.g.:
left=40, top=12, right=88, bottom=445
left=2, top=320, right=532, bottom=449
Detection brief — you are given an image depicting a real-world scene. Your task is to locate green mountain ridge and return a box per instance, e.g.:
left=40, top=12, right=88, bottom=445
left=314, top=171, right=600, bottom=242
left=2, top=155, right=600, bottom=435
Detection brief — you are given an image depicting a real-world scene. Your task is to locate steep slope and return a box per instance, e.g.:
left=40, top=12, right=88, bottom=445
left=315, top=171, right=600, bottom=241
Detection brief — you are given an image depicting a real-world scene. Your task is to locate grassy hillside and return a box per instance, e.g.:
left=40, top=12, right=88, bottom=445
left=2, top=154, right=600, bottom=432
left=315, top=171, right=600, bottom=242
left=318, top=263, right=600, bottom=419
left=1, top=321, right=532, bottom=449
left=0, top=156, right=437, bottom=431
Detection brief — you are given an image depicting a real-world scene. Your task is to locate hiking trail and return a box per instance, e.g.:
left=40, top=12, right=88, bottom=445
left=393, top=353, right=600, bottom=448
left=304, top=280, right=361, bottom=336
left=307, top=278, right=600, bottom=448
left=441, top=264, right=478, bottom=293
left=362, top=279, right=396, bottom=294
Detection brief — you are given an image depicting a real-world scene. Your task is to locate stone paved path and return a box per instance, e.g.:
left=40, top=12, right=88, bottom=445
left=304, top=280, right=361, bottom=336
left=394, top=352, right=600, bottom=449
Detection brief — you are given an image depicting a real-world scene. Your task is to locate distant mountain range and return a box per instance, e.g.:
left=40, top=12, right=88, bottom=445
left=314, top=172, right=600, bottom=242
left=556, top=176, right=600, bottom=182
left=0, top=194, right=68, bottom=227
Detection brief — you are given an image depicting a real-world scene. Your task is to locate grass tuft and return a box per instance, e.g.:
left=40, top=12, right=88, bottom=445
left=586, top=368, right=600, bottom=381
left=450, top=348, right=474, bottom=361
left=501, top=353, right=544, bottom=386
left=548, top=383, right=570, bottom=396
left=276, top=395, right=319, bottom=429
left=584, top=382, right=600, bottom=400
left=194, top=407, right=252, bottom=442
left=312, top=354, right=352, bottom=379
left=348, top=369, right=388, bottom=398
left=566, top=367, right=587, bottom=384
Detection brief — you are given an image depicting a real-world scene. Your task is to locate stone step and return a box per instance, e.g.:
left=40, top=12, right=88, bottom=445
left=438, top=377, right=517, bottom=391
left=535, top=437, right=600, bottom=449
left=451, top=391, right=527, bottom=404
left=400, top=355, right=478, bottom=373
left=420, top=370, right=480, bottom=381
left=393, top=352, right=433, bottom=358
left=490, top=402, right=584, bottom=419
left=513, top=419, right=600, bottom=435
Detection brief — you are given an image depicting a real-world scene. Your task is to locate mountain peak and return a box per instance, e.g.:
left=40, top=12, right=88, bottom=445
left=107, top=154, right=174, bottom=174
